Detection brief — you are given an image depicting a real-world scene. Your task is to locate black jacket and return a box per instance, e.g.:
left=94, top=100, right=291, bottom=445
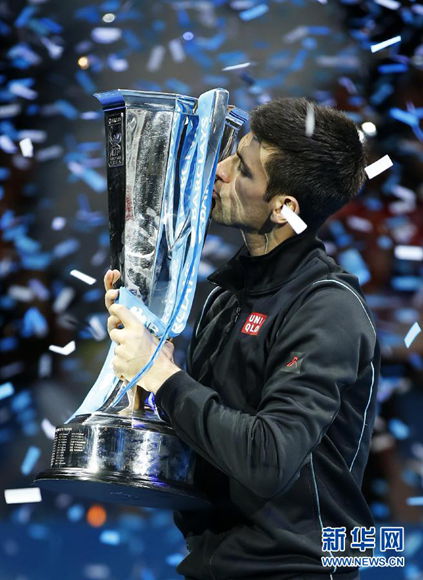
left=155, top=226, right=381, bottom=580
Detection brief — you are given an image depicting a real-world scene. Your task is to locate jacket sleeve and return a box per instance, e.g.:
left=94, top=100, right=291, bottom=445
left=155, top=285, right=377, bottom=499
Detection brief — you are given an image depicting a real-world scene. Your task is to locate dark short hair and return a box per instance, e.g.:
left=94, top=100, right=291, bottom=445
left=249, top=97, right=366, bottom=230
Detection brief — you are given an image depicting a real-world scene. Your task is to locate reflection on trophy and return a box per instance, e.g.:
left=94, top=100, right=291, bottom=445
left=35, top=89, right=247, bottom=510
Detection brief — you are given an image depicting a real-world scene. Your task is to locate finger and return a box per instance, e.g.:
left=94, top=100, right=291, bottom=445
left=107, top=314, right=123, bottom=334
left=109, top=303, right=140, bottom=328
left=114, top=344, right=126, bottom=358
left=105, top=288, right=119, bottom=310
left=104, top=269, right=121, bottom=291
left=112, top=270, right=121, bottom=287
left=110, top=327, right=125, bottom=344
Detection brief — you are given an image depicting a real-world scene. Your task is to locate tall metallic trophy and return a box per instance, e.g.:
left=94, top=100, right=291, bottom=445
left=35, top=90, right=247, bottom=510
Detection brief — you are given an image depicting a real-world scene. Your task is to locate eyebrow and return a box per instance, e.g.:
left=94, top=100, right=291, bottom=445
left=236, top=149, right=252, bottom=174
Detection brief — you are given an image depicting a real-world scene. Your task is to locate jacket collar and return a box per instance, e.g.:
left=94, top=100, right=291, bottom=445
left=207, top=226, right=326, bottom=295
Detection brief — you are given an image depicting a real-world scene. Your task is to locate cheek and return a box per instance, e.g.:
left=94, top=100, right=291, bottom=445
left=234, top=176, right=256, bottom=202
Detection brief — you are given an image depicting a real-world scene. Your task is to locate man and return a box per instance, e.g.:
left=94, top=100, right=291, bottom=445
left=105, top=98, right=380, bottom=580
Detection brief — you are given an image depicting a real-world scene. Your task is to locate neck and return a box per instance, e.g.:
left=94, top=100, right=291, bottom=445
left=242, top=225, right=296, bottom=256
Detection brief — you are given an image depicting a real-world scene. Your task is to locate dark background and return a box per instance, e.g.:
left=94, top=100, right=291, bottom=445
left=0, top=0, right=422, bottom=578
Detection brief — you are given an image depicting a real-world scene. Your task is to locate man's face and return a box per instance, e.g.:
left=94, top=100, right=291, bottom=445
left=212, top=132, right=273, bottom=233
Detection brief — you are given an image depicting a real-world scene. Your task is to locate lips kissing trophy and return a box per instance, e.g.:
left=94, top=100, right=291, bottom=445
left=35, top=89, right=247, bottom=510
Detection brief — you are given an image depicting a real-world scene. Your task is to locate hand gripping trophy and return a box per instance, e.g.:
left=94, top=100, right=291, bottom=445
left=35, top=89, right=247, bottom=510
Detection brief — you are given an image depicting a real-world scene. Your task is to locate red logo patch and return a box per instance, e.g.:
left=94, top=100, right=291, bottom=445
left=286, top=355, right=299, bottom=367
left=241, top=312, right=268, bottom=336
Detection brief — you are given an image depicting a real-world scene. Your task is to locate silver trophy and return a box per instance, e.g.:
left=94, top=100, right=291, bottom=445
left=35, top=89, right=247, bottom=510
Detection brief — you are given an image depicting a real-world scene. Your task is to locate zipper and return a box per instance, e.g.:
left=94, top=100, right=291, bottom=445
left=197, top=294, right=241, bottom=384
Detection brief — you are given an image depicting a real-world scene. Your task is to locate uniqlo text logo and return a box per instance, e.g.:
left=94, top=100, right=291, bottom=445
left=241, top=312, right=268, bottom=336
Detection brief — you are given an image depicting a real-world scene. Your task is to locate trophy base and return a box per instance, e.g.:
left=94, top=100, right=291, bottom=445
left=35, top=470, right=210, bottom=510
left=34, top=412, right=211, bottom=511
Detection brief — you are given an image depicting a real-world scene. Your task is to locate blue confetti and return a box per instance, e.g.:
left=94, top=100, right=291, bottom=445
left=21, top=445, right=41, bottom=475
left=21, top=307, right=48, bottom=338
left=338, top=248, right=371, bottom=285
left=15, top=6, right=37, bottom=28
left=55, top=99, right=79, bottom=120
left=0, top=381, right=14, bottom=400
left=27, top=524, right=49, bottom=540
left=388, top=418, right=410, bottom=439
left=390, top=107, right=419, bottom=127
left=378, top=63, right=408, bottom=74
left=239, top=4, right=269, bottom=21
left=166, top=553, right=185, bottom=566
left=75, top=69, right=96, bottom=94
left=53, top=238, right=80, bottom=258
left=100, top=530, right=121, bottom=545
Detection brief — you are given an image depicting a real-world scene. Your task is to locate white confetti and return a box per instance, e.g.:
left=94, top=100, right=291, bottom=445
left=168, top=38, right=185, bottom=62
left=0, top=103, right=22, bottom=118
left=41, top=418, right=56, bottom=440
left=4, top=488, right=42, bottom=504
left=18, top=130, right=47, bottom=143
left=370, top=35, right=401, bottom=53
left=364, top=155, right=393, bottom=179
left=38, top=354, right=52, bottom=378
left=222, top=62, right=251, bottom=71
left=51, top=216, right=66, bottom=230
left=0, top=135, right=17, bottom=154
left=284, top=26, right=308, bottom=44
left=394, top=245, right=423, bottom=261
left=0, top=382, right=14, bottom=401
left=70, top=269, right=96, bottom=285
left=8, top=285, right=33, bottom=302
left=19, top=138, right=33, bottom=158
left=147, top=45, right=165, bottom=72
left=346, top=216, right=373, bottom=232
left=374, top=0, right=401, bottom=9
left=91, top=27, right=122, bottom=44
left=281, top=204, right=308, bottom=234
left=53, top=287, right=75, bottom=313
left=305, top=103, right=315, bottom=137
left=49, top=341, right=76, bottom=356
left=36, top=145, right=64, bottom=161
left=88, top=316, right=107, bottom=341
left=391, top=184, right=416, bottom=202
left=40, top=37, right=64, bottom=59
left=404, top=322, right=422, bottom=348
left=9, top=82, right=37, bottom=100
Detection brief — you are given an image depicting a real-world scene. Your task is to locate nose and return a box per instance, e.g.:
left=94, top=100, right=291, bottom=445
left=215, top=155, right=232, bottom=183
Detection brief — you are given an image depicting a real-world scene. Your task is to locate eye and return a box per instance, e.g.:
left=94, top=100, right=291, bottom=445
left=238, top=159, right=251, bottom=178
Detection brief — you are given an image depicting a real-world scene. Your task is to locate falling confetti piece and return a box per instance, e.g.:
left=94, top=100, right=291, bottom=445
left=364, top=155, right=393, bottom=179
left=4, top=488, right=42, bottom=504
left=374, top=0, right=401, bottom=9
left=70, top=269, right=96, bottom=285
left=394, top=245, right=423, bottom=261
left=48, top=340, right=76, bottom=356
left=281, top=205, right=307, bottom=234
left=0, top=382, right=14, bottom=400
left=305, top=102, right=315, bottom=137
left=19, top=137, right=33, bottom=157
left=239, top=3, right=269, bottom=21
left=41, top=418, right=56, bottom=440
left=21, top=446, right=41, bottom=475
left=406, top=497, right=423, bottom=506
left=222, top=62, right=251, bottom=71
left=370, top=35, right=402, bottom=54
left=404, top=322, right=422, bottom=348
left=147, top=45, right=165, bottom=72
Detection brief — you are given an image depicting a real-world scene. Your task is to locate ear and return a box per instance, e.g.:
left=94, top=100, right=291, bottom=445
left=270, top=196, right=300, bottom=225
